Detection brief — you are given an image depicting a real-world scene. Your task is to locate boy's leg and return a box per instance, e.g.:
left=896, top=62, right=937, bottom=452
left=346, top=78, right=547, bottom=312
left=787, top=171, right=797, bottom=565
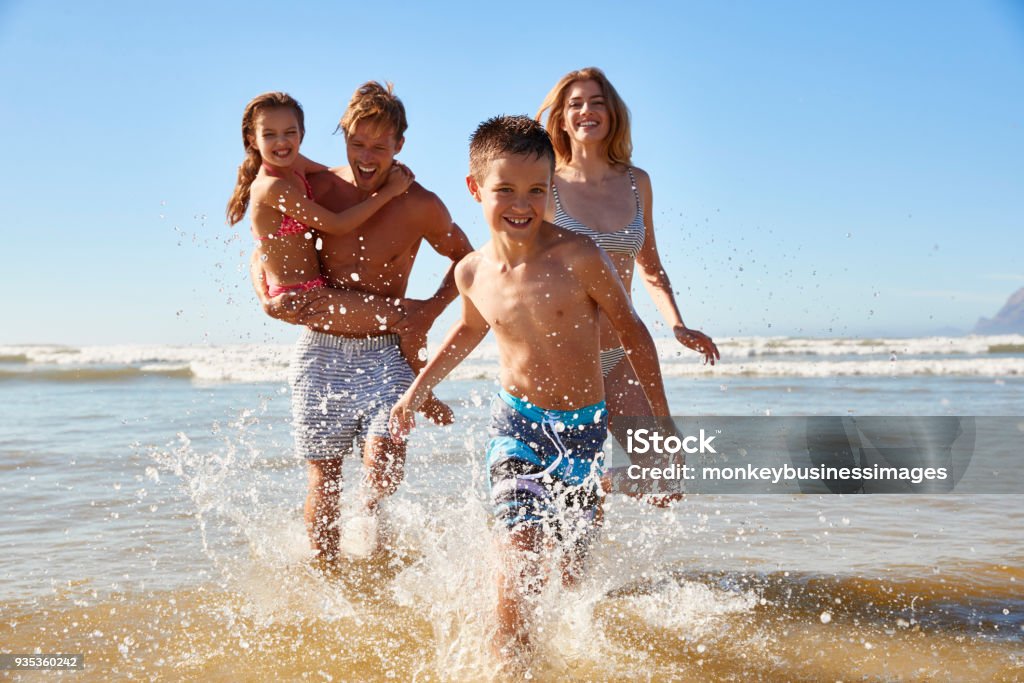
left=493, top=525, right=547, bottom=662
left=305, top=458, right=343, bottom=558
left=559, top=511, right=599, bottom=588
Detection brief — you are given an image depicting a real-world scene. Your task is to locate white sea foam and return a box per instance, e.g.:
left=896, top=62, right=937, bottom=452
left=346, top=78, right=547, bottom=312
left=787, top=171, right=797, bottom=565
left=2, top=334, right=1022, bottom=383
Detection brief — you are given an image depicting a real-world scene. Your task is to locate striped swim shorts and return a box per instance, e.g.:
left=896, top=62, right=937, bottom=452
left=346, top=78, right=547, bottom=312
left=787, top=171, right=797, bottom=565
left=486, top=390, right=608, bottom=538
left=289, top=329, right=415, bottom=461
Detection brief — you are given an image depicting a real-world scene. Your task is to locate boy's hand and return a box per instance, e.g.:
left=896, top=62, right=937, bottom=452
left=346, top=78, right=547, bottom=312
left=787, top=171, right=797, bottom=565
left=379, top=163, right=415, bottom=201
left=673, top=325, right=720, bottom=366
left=389, top=400, right=416, bottom=441
left=420, top=395, right=455, bottom=426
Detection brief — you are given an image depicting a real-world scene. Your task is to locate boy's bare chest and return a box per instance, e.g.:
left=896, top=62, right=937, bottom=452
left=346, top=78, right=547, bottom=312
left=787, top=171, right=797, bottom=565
left=475, top=266, right=591, bottom=331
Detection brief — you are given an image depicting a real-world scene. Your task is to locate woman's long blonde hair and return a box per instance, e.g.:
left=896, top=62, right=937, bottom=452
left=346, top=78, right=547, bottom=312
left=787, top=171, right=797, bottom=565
left=226, top=92, right=305, bottom=225
left=536, top=67, right=632, bottom=167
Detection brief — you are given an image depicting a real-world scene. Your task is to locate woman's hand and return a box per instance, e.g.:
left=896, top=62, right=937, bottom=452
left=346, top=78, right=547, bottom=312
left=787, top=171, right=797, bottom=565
left=673, top=325, right=720, bottom=366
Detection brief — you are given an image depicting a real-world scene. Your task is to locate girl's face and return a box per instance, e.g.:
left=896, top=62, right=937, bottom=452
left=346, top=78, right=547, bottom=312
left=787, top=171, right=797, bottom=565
left=561, top=79, right=609, bottom=145
left=249, top=107, right=302, bottom=168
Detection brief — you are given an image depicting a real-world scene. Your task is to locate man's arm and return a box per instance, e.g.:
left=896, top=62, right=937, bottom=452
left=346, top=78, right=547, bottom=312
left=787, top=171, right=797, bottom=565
left=249, top=249, right=405, bottom=330
left=573, top=243, right=671, bottom=415
left=394, top=196, right=474, bottom=335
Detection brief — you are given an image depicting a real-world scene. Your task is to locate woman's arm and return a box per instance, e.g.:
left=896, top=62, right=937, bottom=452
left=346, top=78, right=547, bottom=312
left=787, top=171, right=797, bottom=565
left=632, top=168, right=720, bottom=365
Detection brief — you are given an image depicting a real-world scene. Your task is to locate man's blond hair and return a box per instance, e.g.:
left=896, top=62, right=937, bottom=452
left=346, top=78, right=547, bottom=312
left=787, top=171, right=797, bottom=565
left=337, top=81, right=408, bottom=141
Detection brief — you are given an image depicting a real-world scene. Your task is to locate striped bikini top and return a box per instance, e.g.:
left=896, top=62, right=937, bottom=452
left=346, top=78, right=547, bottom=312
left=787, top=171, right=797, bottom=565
left=551, top=167, right=646, bottom=259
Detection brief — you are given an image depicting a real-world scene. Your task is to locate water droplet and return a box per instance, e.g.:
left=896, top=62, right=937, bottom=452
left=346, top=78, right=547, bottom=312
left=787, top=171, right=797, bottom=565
left=820, top=612, right=832, bottom=624
left=351, top=273, right=360, bottom=282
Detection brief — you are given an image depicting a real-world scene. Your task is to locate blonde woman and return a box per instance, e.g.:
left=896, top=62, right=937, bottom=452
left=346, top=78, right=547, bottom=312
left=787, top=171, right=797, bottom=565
left=538, top=67, right=719, bottom=445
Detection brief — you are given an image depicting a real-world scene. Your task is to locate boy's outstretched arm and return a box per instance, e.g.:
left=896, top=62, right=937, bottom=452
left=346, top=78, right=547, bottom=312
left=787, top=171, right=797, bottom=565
left=390, top=275, right=490, bottom=440
left=574, top=245, right=671, bottom=416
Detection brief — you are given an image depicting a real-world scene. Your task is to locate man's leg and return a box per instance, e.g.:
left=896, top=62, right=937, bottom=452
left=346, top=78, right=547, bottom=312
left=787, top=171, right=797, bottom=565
left=362, top=435, right=408, bottom=513
left=338, top=437, right=406, bottom=557
left=305, top=457, right=343, bottom=558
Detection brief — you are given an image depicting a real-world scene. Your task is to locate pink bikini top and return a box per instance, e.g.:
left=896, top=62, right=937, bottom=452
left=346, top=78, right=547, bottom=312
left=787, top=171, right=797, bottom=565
left=253, top=166, right=315, bottom=241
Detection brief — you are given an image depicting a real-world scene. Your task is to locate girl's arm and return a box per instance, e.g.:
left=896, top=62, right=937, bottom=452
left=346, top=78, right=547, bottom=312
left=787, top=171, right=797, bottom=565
left=252, top=164, right=414, bottom=237
left=632, top=168, right=720, bottom=365
left=292, top=153, right=330, bottom=176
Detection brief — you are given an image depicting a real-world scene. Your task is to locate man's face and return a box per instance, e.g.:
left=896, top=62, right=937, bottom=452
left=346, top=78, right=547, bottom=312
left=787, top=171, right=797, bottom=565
left=345, top=119, right=404, bottom=193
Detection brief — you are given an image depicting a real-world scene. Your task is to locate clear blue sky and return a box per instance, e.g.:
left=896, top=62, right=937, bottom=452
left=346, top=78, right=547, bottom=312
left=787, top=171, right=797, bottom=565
left=1, top=0, right=1021, bottom=345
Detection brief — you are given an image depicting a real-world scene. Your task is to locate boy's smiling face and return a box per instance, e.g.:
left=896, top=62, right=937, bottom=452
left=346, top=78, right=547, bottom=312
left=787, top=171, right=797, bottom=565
left=467, top=153, right=551, bottom=240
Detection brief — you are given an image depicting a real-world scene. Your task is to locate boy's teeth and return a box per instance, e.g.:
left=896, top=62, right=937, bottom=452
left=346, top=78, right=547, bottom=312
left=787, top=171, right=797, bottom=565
left=358, top=166, right=374, bottom=173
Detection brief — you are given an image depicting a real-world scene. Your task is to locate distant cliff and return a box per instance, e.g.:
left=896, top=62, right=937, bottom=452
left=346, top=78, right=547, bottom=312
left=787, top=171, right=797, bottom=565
left=975, top=287, right=1024, bottom=334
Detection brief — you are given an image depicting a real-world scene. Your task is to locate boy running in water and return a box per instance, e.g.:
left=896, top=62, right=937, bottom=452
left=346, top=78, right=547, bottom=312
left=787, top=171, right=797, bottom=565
left=389, top=115, right=669, bottom=664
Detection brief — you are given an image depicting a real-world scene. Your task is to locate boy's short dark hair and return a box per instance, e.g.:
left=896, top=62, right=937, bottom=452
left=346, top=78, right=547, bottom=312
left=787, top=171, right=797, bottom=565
left=469, top=115, right=555, bottom=180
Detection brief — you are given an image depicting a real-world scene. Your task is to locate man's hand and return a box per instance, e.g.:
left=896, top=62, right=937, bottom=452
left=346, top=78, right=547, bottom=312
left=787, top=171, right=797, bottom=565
left=389, top=399, right=416, bottom=442
left=673, top=325, right=720, bottom=366
left=392, top=298, right=440, bottom=346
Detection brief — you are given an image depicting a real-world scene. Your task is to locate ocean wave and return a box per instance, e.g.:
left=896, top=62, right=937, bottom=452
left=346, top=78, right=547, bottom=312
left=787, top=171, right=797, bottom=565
left=2, top=335, right=1022, bottom=384
left=660, top=356, right=1024, bottom=378
left=712, top=334, right=1024, bottom=358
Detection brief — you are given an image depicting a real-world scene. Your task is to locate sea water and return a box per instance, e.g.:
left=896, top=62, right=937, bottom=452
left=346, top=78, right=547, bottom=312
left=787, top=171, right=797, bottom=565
left=1, top=336, right=1022, bottom=680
